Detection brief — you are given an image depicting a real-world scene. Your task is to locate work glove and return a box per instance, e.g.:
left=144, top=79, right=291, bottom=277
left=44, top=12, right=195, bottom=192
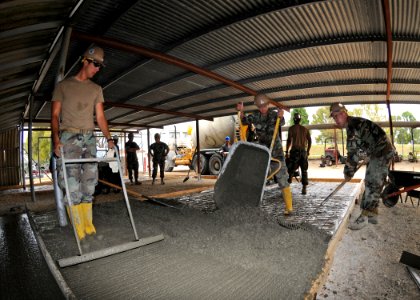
left=107, top=149, right=119, bottom=173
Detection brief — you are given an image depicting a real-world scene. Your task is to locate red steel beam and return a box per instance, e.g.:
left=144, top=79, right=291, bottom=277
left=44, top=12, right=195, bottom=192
left=383, top=0, right=395, bottom=146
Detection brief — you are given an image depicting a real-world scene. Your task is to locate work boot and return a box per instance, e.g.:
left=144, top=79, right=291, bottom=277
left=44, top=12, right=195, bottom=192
left=152, top=178, right=155, bottom=185
left=80, top=202, right=96, bottom=235
left=282, top=186, right=293, bottom=215
left=66, top=205, right=86, bottom=240
left=348, top=214, right=368, bottom=230
left=302, top=185, right=307, bottom=195
left=161, top=179, right=165, bottom=185
left=367, top=208, right=379, bottom=224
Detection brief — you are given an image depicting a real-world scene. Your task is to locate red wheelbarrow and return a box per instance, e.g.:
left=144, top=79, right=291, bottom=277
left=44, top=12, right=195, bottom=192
left=381, top=170, right=420, bottom=207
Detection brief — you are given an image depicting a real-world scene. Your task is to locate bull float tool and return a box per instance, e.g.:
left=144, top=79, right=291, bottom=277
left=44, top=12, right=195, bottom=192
left=278, top=163, right=363, bottom=230
left=57, top=146, right=164, bottom=268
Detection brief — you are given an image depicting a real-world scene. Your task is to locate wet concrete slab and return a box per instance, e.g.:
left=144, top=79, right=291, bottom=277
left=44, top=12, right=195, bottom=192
left=0, top=213, right=65, bottom=299
left=26, top=178, right=362, bottom=299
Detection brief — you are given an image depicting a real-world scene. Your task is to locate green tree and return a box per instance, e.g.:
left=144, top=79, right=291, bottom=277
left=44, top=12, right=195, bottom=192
left=393, top=112, right=417, bottom=145
left=288, top=108, right=309, bottom=125
left=26, top=131, right=52, bottom=167
left=311, top=106, right=335, bottom=143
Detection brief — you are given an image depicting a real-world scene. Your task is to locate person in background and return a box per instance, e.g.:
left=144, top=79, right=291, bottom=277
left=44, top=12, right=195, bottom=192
left=125, top=132, right=141, bottom=185
left=109, top=135, right=121, bottom=192
left=149, top=133, right=170, bottom=185
left=219, top=136, right=232, bottom=159
left=236, top=94, right=293, bottom=215
left=330, top=102, right=395, bottom=230
left=51, top=45, right=111, bottom=240
left=286, top=112, right=312, bottom=195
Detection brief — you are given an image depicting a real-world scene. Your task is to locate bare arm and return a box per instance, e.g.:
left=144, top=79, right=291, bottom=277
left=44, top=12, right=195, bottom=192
left=51, top=101, right=62, bottom=157
left=307, top=130, right=312, bottom=154
left=286, top=130, right=292, bottom=153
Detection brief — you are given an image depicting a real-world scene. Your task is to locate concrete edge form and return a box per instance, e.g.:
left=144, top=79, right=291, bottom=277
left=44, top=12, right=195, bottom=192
left=27, top=212, right=77, bottom=300
left=305, top=181, right=365, bottom=299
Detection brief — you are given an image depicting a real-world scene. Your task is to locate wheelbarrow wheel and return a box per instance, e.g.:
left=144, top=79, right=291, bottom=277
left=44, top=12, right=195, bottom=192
left=381, top=183, right=400, bottom=208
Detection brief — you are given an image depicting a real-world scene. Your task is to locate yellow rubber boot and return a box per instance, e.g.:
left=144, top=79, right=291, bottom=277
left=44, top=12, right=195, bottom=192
left=80, top=202, right=96, bottom=235
left=66, top=205, right=86, bottom=240
left=282, top=186, right=293, bottom=215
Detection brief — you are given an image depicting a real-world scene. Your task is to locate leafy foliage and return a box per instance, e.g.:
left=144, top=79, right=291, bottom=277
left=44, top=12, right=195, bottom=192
left=288, top=108, right=309, bottom=125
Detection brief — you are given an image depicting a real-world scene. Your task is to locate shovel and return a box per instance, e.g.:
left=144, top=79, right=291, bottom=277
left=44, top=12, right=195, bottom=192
left=183, top=168, right=192, bottom=182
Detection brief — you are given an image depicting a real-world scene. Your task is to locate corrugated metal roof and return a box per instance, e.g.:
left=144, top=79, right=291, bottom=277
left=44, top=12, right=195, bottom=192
left=1, top=0, right=420, bottom=133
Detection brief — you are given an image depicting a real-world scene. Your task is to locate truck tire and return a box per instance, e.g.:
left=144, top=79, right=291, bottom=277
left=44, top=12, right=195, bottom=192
left=192, top=154, right=209, bottom=175
left=209, top=153, right=223, bottom=175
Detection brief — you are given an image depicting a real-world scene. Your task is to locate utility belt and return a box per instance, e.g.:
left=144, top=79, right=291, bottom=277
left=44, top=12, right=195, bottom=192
left=61, top=127, right=94, bottom=134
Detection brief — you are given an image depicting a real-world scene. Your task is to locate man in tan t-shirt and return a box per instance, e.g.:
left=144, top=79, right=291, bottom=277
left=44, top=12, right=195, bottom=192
left=51, top=45, right=113, bottom=240
left=286, top=113, right=312, bottom=195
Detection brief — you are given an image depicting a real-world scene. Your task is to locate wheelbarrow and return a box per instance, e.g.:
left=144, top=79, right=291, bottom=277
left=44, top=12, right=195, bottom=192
left=381, top=170, right=420, bottom=207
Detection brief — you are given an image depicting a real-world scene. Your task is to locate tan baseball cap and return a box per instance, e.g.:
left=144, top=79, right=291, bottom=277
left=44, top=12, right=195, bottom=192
left=329, top=102, right=347, bottom=116
left=83, top=46, right=104, bottom=63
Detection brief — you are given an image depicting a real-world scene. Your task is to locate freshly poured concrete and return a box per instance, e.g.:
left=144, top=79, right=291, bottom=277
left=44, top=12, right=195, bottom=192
left=28, top=142, right=362, bottom=299
left=0, top=214, right=64, bottom=299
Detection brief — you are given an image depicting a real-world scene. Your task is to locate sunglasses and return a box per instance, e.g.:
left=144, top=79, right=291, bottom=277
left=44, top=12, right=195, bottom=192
left=85, top=58, right=104, bottom=68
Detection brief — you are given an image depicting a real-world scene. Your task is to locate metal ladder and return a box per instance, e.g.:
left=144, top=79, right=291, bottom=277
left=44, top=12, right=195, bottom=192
left=58, top=146, right=163, bottom=267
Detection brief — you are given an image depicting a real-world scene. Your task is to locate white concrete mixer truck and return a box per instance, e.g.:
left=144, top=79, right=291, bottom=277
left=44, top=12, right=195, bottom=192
left=165, top=115, right=245, bottom=175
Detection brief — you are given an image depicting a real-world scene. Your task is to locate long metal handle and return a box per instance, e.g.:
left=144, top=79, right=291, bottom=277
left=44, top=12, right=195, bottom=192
left=60, top=147, right=83, bottom=255
left=319, top=163, right=364, bottom=206
left=114, top=146, right=140, bottom=241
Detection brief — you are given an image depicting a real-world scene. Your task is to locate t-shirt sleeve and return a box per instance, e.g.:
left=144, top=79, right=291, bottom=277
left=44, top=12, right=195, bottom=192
left=95, top=85, right=105, bottom=104
left=52, top=83, right=64, bottom=102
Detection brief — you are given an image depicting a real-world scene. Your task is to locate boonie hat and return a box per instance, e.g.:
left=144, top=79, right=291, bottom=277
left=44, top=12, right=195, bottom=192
left=83, top=46, right=104, bottom=63
left=329, top=102, right=347, bottom=116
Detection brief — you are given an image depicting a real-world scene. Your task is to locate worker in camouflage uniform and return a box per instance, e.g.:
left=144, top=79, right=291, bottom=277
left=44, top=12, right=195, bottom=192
left=237, top=94, right=293, bottom=215
left=286, top=112, right=312, bottom=195
left=330, top=103, right=395, bottom=230
left=149, top=133, right=170, bottom=185
left=52, top=45, right=112, bottom=240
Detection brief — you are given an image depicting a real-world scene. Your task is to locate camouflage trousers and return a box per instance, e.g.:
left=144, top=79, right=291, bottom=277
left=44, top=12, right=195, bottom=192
left=286, top=148, right=309, bottom=186
left=360, top=152, right=393, bottom=211
left=271, top=148, right=290, bottom=190
left=57, top=132, right=98, bottom=204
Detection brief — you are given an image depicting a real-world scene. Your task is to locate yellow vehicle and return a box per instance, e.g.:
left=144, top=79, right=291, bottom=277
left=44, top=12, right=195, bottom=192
left=165, top=115, right=248, bottom=175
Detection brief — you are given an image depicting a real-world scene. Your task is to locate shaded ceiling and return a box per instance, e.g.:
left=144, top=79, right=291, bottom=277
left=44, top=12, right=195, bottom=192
left=1, top=0, right=420, bottom=133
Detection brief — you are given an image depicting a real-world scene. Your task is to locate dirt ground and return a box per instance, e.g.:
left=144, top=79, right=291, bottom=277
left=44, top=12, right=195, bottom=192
left=1, top=160, right=419, bottom=299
